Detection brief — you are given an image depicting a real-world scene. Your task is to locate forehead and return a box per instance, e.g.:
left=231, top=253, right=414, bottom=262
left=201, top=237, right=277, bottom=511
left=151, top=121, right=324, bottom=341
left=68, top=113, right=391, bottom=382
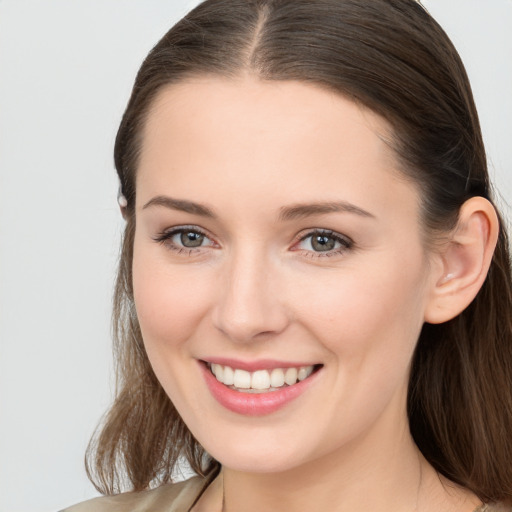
left=140, top=75, right=395, bottom=163
left=136, top=76, right=419, bottom=222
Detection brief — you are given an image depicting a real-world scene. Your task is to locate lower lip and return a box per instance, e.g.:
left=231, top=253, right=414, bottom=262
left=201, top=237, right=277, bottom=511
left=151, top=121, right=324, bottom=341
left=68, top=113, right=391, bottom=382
left=200, top=362, right=321, bottom=416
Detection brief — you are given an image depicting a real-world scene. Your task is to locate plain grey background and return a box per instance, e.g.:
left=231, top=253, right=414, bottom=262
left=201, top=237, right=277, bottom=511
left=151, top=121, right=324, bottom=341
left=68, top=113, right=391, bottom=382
left=0, top=1, right=510, bottom=511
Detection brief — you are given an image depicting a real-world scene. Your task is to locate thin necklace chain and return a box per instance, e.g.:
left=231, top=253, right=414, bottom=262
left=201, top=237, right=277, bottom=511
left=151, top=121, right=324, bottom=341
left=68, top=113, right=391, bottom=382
left=413, top=452, right=423, bottom=512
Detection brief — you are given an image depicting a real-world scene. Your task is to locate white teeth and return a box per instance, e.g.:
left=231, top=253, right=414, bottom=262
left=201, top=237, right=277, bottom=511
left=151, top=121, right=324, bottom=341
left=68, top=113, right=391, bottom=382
left=270, top=368, right=285, bottom=388
left=233, top=369, right=251, bottom=389
left=223, top=365, right=234, bottom=385
left=251, top=370, right=271, bottom=390
left=284, top=367, right=298, bottom=385
left=212, top=363, right=223, bottom=380
left=298, top=366, right=313, bottom=381
left=209, top=363, right=316, bottom=391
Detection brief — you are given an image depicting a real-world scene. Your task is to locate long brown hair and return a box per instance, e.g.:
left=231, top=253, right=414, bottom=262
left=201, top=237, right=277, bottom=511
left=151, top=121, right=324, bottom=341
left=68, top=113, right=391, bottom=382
left=86, top=0, right=512, bottom=503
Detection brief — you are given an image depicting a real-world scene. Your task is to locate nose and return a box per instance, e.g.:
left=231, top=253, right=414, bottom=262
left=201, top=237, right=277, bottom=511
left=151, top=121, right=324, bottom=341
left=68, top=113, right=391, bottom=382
left=212, top=248, right=289, bottom=343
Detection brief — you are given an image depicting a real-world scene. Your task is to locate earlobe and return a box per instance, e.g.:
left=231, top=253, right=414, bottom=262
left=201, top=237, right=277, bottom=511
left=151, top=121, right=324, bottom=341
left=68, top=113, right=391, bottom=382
left=424, top=197, right=499, bottom=325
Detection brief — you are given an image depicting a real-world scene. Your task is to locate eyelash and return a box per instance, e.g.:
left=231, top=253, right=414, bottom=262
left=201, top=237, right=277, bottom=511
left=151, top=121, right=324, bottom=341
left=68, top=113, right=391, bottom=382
left=292, top=229, right=353, bottom=258
left=153, top=226, right=354, bottom=258
left=153, top=225, right=215, bottom=255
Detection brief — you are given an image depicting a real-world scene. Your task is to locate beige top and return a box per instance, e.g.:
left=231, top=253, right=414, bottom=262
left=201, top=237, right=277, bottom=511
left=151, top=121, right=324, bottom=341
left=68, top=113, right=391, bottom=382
left=61, top=475, right=510, bottom=512
left=61, top=475, right=211, bottom=512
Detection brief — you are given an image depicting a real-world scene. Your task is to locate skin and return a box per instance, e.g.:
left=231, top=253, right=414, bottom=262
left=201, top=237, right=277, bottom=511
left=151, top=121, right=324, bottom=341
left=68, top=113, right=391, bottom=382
left=132, top=76, right=484, bottom=512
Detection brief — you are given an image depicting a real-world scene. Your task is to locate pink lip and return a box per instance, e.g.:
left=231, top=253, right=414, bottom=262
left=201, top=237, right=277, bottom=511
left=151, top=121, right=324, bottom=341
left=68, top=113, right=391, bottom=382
left=199, top=361, right=322, bottom=416
left=203, top=357, right=317, bottom=372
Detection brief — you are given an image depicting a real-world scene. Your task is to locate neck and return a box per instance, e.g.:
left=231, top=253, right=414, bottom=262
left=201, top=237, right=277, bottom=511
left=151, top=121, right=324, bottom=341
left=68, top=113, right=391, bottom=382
left=222, top=417, right=424, bottom=512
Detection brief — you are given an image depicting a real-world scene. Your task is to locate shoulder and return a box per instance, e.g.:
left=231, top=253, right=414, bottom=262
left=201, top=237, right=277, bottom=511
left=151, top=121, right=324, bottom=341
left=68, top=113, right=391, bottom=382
left=60, top=476, right=209, bottom=512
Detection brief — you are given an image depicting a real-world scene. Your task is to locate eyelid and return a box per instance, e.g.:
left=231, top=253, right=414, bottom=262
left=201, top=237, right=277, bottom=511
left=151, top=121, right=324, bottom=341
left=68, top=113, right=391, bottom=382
left=153, top=225, right=218, bottom=250
left=293, top=228, right=353, bottom=244
left=291, top=228, right=354, bottom=255
left=152, top=225, right=353, bottom=257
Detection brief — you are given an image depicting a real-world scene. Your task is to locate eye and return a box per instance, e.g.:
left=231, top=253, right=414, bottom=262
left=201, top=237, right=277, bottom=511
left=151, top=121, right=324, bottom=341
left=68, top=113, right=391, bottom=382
left=294, top=230, right=353, bottom=256
left=177, top=230, right=207, bottom=248
left=154, top=226, right=216, bottom=252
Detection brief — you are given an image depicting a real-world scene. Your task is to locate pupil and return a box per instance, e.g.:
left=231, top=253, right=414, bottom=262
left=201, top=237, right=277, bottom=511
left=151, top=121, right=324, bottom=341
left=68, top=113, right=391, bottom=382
left=181, top=232, right=204, bottom=248
left=312, top=235, right=335, bottom=251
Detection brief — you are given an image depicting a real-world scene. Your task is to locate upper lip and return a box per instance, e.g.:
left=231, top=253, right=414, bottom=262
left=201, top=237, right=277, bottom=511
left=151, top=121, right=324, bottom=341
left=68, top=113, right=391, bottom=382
left=201, top=357, right=321, bottom=372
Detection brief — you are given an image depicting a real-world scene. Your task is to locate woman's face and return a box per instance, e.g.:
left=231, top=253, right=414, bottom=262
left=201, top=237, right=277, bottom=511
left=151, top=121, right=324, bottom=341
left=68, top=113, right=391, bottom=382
left=133, top=77, right=437, bottom=473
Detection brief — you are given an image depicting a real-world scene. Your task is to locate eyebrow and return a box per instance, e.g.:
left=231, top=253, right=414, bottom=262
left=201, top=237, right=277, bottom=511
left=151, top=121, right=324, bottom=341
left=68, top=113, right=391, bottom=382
left=142, top=196, right=216, bottom=218
left=142, top=195, right=375, bottom=221
left=279, top=201, right=375, bottom=221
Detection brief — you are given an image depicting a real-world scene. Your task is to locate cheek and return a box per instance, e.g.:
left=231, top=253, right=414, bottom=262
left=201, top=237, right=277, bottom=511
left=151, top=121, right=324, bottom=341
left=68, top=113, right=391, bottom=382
left=289, top=253, right=428, bottom=362
left=132, top=245, right=213, bottom=351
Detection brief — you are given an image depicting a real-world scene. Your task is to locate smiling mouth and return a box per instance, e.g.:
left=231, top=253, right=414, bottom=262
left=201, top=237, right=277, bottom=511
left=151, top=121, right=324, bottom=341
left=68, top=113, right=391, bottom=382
left=205, top=362, right=323, bottom=394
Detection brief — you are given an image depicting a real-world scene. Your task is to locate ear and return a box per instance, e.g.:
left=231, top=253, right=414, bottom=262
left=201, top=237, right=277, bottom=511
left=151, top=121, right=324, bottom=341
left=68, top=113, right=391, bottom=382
left=424, top=197, right=499, bottom=324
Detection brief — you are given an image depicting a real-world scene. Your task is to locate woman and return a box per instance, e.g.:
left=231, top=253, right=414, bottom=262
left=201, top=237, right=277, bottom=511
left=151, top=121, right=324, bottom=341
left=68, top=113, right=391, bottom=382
left=63, top=0, right=512, bottom=510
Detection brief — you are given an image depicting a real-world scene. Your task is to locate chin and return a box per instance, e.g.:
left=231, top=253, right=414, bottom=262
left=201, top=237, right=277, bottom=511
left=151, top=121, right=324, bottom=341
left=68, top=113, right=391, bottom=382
left=199, top=430, right=315, bottom=475
left=215, top=451, right=306, bottom=474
